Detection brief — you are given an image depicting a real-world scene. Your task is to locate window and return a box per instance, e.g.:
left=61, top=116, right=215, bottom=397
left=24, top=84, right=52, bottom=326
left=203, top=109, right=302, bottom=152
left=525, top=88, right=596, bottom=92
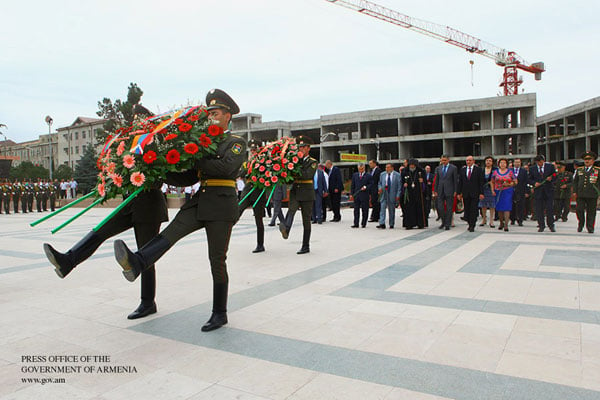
left=82, top=131, right=86, bottom=139
left=75, top=146, right=79, bottom=154
left=75, top=132, right=79, bottom=140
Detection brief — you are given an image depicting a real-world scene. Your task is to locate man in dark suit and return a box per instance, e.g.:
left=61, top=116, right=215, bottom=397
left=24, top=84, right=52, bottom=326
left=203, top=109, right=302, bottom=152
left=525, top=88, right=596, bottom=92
left=311, top=164, right=328, bottom=224
left=351, top=163, right=373, bottom=228
left=457, top=155, right=484, bottom=232
left=44, top=103, right=169, bottom=320
left=433, top=154, right=458, bottom=230
left=113, top=89, right=246, bottom=332
left=528, top=155, right=557, bottom=232
left=279, top=136, right=318, bottom=254
left=325, top=160, right=343, bottom=222
left=423, top=165, right=434, bottom=218
left=510, top=158, right=528, bottom=226
left=368, top=159, right=381, bottom=222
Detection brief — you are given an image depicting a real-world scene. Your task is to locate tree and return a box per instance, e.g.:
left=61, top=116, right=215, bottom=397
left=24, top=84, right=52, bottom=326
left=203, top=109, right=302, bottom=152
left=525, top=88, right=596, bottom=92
left=54, top=164, right=74, bottom=181
left=10, top=161, right=49, bottom=180
left=95, top=83, right=144, bottom=144
left=73, top=144, right=98, bottom=194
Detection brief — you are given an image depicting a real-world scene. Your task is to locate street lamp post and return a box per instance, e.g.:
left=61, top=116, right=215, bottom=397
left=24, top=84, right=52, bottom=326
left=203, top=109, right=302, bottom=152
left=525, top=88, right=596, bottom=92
left=45, top=115, right=53, bottom=180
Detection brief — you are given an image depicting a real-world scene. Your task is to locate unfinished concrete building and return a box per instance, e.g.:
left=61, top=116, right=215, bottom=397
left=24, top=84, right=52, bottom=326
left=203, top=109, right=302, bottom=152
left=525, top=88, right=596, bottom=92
left=232, top=94, right=537, bottom=170
left=536, top=96, right=600, bottom=163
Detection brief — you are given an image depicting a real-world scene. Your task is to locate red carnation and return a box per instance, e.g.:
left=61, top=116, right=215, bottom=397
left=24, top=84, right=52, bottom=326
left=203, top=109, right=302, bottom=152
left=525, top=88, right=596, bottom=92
left=292, top=156, right=299, bottom=163
left=266, top=160, right=272, bottom=164
left=166, top=149, right=180, bottom=164
left=297, top=151, right=304, bottom=158
left=273, top=164, right=281, bottom=171
left=259, top=177, right=265, bottom=183
left=259, top=165, right=266, bottom=172
left=178, top=123, right=193, bottom=133
left=264, top=181, right=271, bottom=187
left=271, top=176, right=278, bottom=183
left=184, top=143, right=199, bottom=154
left=208, top=125, right=223, bottom=137
left=287, top=163, right=295, bottom=170
left=174, top=118, right=183, bottom=125
left=252, top=176, right=258, bottom=182
left=199, top=134, right=212, bottom=148
left=265, top=171, right=271, bottom=177
left=188, top=115, right=199, bottom=122
left=143, top=150, right=157, bottom=164
left=281, top=171, right=288, bottom=178
left=165, top=134, right=178, bottom=141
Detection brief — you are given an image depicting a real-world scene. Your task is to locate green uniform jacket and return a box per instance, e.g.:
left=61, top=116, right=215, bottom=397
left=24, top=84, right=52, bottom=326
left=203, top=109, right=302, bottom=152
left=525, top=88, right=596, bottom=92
left=289, top=156, right=318, bottom=202
left=166, top=133, right=246, bottom=222
left=573, top=166, right=600, bottom=198
left=553, top=171, right=573, bottom=199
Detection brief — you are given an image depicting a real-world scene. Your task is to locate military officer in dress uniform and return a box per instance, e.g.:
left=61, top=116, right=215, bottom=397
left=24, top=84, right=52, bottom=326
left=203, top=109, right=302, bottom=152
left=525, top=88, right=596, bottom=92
left=553, top=161, right=572, bottom=222
left=238, top=139, right=268, bottom=253
left=25, top=179, right=34, bottom=212
left=573, top=151, right=600, bottom=233
left=0, top=180, right=8, bottom=214
left=12, top=180, right=22, bottom=213
left=113, top=89, right=245, bottom=332
left=43, top=103, right=169, bottom=320
left=2, top=180, right=12, bottom=214
left=34, top=180, right=43, bottom=212
left=278, top=136, right=318, bottom=254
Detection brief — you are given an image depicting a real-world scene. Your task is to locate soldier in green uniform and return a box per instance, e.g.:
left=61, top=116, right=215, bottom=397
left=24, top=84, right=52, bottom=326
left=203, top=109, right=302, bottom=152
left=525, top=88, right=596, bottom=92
left=113, top=89, right=245, bottom=332
left=41, top=180, right=49, bottom=211
left=12, top=180, right=21, bottom=213
left=19, top=181, right=28, bottom=213
left=2, top=180, right=12, bottom=214
left=553, top=161, right=572, bottom=222
left=573, top=151, right=600, bottom=233
left=48, top=180, right=57, bottom=212
left=34, top=180, right=43, bottom=212
left=238, top=139, right=268, bottom=253
left=0, top=181, right=8, bottom=214
left=278, top=136, right=318, bottom=254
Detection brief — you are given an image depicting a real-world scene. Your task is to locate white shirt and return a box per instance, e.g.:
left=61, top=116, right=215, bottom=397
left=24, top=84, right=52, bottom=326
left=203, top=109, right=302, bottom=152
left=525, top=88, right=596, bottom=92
left=184, top=186, right=193, bottom=194
left=192, top=182, right=201, bottom=193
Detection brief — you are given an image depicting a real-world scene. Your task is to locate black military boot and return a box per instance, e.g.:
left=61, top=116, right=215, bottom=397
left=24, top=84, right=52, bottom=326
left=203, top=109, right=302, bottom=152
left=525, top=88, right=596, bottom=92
left=297, top=230, right=310, bottom=254
left=201, top=283, right=228, bottom=332
left=114, top=235, right=171, bottom=282
left=253, top=221, right=265, bottom=253
left=44, top=231, right=104, bottom=278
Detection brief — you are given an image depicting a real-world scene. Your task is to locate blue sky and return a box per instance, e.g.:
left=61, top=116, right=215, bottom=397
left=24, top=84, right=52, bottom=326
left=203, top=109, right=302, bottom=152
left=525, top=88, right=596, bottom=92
left=1, top=0, right=598, bottom=142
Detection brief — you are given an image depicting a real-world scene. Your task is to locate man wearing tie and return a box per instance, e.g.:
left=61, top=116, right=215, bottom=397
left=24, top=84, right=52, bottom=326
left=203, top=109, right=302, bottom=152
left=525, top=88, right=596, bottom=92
left=528, top=155, right=557, bottom=232
left=351, top=163, right=373, bottom=228
left=368, top=160, right=381, bottom=223
left=510, top=158, right=528, bottom=226
left=424, top=165, right=434, bottom=218
left=325, top=160, right=343, bottom=222
left=377, top=163, right=401, bottom=229
left=433, top=154, right=458, bottom=230
left=312, top=164, right=328, bottom=224
left=457, top=155, right=484, bottom=232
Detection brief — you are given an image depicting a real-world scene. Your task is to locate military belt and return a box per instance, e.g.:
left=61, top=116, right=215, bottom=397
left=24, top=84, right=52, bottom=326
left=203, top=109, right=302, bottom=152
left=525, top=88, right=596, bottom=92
left=200, top=179, right=236, bottom=188
left=294, top=180, right=313, bottom=184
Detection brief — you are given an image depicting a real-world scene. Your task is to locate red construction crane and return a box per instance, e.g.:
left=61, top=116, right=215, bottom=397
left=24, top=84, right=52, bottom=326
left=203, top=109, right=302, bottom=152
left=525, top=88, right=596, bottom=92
left=325, top=0, right=545, bottom=96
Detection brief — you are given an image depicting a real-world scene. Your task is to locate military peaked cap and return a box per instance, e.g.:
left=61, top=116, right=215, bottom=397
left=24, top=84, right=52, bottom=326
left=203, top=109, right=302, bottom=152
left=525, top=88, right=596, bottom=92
left=206, top=89, right=240, bottom=114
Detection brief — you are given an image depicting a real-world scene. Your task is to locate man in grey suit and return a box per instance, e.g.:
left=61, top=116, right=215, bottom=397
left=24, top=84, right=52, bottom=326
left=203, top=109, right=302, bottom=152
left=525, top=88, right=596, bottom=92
left=268, top=184, right=287, bottom=227
left=377, top=163, right=401, bottom=229
left=433, top=154, right=458, bottom=230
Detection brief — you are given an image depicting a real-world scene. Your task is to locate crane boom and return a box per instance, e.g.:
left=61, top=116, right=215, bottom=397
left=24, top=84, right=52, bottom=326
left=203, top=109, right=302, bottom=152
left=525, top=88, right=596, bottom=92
left=325, top=0, right=545, bottom=95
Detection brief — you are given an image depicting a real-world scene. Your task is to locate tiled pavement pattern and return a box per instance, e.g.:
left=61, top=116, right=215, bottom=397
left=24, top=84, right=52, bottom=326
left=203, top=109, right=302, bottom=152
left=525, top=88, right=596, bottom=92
left=0, top=207, right=599, bottom=399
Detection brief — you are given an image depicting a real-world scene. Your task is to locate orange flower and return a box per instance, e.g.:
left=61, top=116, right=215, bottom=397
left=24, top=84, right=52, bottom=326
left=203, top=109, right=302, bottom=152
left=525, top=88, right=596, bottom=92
left=130, top=172, right=145, bottom=187
left=116, top=141, right=125, bottom=156
left=110, top=174, right=123, bottom=187
left=123, top=154, right=135, bottom=169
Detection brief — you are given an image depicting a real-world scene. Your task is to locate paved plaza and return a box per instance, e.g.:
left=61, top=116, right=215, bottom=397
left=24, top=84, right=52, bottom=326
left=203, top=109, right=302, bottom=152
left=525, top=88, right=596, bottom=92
left=1, top=207, right=600, bottom=399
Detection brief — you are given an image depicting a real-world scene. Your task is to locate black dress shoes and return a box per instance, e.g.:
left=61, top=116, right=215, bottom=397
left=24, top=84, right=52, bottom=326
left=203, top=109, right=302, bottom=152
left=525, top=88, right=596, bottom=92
left=468, top=227, right=475, bottom=232
left=549, top=226, right=556, bottom=232
left=351, top=225, right=359, bottom=228
left=297, top=246, right=310, bottom=254
left=439, top=224, right=444, bottom=229
left=376, top=224, right=386, bottom=229
left=201, top=312, right=228, bottom=332
left=127, top=302, right=157, bottom=320
left=538, top=227, right=545, bottom=232
left=578, top=225, right=584, bottom=232
left=267, top=223, right=275, bottom=227
left=252, top=244, right=265, bottom=253
left=445, top=226, right=450, bottom=230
